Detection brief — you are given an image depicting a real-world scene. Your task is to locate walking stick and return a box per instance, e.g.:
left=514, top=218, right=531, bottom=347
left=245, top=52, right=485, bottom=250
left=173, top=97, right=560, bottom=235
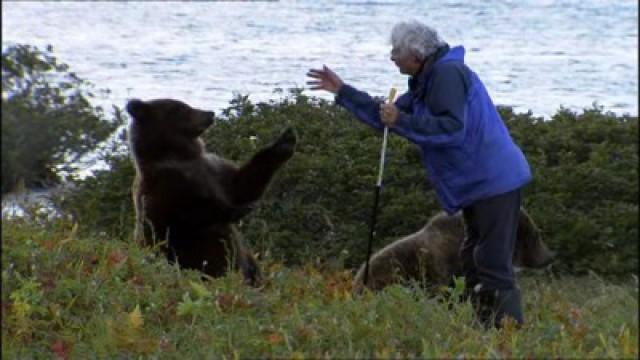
left=363, top=87, right=397, bottom=287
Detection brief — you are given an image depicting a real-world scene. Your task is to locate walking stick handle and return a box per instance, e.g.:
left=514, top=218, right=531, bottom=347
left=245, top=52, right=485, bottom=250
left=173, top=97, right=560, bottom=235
left=387, top=87, right=397, bottom=105
left=376, top=87, right=397, bottom=187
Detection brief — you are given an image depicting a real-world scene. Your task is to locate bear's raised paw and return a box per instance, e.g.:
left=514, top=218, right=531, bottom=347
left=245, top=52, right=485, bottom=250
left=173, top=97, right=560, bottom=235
left=270, top=127, right=297, bottom=161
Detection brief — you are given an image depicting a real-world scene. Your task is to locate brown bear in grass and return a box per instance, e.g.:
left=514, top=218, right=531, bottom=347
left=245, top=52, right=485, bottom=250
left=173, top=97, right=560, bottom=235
left=126, top=98, right=296, bottom=285
left=353, top=208, right=555, bottom=293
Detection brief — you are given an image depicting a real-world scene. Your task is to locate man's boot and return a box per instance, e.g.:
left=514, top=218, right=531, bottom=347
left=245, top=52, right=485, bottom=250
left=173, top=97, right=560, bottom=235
left=472, top=283, right=524, bottom=329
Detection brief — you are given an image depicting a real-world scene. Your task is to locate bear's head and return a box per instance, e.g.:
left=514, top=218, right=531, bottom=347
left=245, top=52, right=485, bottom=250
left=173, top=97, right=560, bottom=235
left=126, top=98, right=216, bottom=159
left=126, top=98, right=215, bottom=138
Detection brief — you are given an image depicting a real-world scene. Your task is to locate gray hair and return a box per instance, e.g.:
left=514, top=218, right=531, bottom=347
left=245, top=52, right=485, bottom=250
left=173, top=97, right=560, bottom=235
left=390, top=21, right=446, bottom=61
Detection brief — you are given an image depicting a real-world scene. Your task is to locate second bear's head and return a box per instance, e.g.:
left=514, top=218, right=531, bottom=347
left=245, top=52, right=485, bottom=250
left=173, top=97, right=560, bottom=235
left=126, top=98, right=215, bottom=139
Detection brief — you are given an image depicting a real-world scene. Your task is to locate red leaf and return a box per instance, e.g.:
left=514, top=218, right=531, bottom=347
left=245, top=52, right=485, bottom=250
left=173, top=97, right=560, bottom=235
left=107, top=250, right=127, bottom=267
left=51, top=340, right=69, bottom=360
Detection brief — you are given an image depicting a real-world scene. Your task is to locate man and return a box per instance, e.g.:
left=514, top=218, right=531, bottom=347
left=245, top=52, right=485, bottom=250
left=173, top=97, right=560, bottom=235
left=306, top=20, right=532, bottom=328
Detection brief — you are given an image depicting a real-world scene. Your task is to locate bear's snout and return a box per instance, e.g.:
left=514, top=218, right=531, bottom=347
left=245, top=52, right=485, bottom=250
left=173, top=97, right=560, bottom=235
left=206, top=112, right=215, bottom=125
left=201, top=111, right=215, bottom=128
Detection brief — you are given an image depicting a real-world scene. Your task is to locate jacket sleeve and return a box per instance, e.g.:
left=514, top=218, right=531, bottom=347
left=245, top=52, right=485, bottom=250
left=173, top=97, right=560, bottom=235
left=334, top=84, right=386, bottom=131
left=394, top=91, right=414, bottom=113
left=394, top=63, right=469, bottom=147
left=334, top=84, right=435, bottom=138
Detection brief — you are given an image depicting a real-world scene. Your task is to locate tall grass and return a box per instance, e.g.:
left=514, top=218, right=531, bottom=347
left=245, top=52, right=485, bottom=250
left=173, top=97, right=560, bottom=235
left=2, top=216, right=637, bottom=359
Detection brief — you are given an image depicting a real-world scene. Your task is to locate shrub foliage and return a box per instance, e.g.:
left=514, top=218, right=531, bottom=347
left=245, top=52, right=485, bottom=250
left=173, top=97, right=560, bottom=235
left=1, top=44, right=122, bottom=193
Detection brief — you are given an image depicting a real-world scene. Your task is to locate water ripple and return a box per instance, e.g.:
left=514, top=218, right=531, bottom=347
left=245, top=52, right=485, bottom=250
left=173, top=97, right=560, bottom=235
left=1, top=0, right=637, bottom=118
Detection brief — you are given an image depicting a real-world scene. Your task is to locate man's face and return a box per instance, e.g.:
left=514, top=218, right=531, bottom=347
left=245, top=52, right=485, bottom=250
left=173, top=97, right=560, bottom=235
left=390, top=47, right=422, bottom=76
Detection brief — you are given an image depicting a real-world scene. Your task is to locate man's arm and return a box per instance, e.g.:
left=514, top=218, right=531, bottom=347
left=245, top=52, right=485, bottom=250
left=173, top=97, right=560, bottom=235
left=335, top=84, right=386, bottom=130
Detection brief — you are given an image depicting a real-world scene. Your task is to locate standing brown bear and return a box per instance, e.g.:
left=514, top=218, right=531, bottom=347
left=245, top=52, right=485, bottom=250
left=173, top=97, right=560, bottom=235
left=126, top=98, right=296, bottom=285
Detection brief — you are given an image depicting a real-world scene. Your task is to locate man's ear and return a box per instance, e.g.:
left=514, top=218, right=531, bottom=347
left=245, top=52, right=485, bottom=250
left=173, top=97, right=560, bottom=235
left=126, top=99, right=149, bottom=120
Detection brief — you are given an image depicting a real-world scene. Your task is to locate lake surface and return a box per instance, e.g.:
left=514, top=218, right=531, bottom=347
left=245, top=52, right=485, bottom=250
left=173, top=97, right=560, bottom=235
left=2, top=0, right=638, bottom=118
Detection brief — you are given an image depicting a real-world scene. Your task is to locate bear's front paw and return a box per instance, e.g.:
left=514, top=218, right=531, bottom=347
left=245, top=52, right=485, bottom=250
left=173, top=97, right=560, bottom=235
left=271, top=127, right=297, bottom=160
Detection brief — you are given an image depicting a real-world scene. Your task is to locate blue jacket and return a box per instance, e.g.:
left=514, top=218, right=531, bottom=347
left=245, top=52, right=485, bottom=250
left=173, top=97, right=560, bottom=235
left=335, top=45, right=532, bottom=214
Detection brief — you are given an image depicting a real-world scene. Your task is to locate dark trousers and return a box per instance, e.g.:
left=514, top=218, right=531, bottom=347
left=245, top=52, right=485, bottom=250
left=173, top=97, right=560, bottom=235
left=459, top=188, right=521, bottom=291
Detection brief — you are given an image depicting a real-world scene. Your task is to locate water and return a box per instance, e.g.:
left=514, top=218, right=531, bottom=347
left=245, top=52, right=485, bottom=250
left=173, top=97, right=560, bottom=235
left=2, top=0, right=637, bottom=119
left=1, top=188, right=60, bottom=219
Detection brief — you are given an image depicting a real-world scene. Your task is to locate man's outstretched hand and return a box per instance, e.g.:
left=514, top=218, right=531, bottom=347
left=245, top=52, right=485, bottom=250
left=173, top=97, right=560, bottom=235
left=306, top=65, right=344, bottom=94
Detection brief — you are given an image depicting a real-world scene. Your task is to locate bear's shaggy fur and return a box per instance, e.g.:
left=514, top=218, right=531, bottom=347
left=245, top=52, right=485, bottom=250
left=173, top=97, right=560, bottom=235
left=353, top=208, right=554, bottom=293
left=126, top=98, right=296, bottom=285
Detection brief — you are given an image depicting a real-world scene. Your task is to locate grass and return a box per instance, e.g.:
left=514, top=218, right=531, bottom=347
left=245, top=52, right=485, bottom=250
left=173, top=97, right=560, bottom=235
left=2, top=216, right=638, bottom=359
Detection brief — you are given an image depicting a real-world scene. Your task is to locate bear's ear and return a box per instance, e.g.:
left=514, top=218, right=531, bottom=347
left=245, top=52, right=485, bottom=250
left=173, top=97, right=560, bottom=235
left=515, top=208, right=555, bottom=268
left=126, top=99, right=149, bottom=120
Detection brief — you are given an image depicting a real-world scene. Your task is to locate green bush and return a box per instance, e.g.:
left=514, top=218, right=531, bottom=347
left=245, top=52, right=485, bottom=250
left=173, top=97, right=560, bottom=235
left=53, top=137, right=134, bottom=239
left=1, top=44, right=122, bottom=194
left=55, top=90, right=638, bottom=277
left=501, top=106, right=638, bottom=276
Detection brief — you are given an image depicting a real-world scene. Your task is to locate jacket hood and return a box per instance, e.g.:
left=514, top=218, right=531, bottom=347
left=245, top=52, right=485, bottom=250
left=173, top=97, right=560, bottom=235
left=410, top=45, right=466, bottom=95
left=437, top=45, right=465, bottom=64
